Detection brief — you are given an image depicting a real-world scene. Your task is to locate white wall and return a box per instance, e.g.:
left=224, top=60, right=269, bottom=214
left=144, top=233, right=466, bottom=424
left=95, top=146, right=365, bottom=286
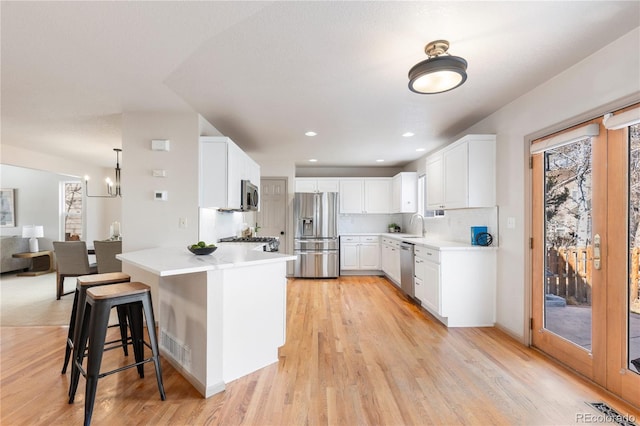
left=405, top=27, right=640, bottom=341
left=121, top=111, right=204, bottom=252
left=120, top=111, right=205, bottom=310
left=0, top=145, right=118, bottom=243
left=0, top=164, right=75, bottom=240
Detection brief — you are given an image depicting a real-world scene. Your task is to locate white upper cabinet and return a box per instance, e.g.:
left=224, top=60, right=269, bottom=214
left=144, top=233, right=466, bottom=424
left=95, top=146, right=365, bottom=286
left=294, top=178, right=339, bottom=193
left=339, top=178, right=391, bottom=214
left=443, top=142, right=468, bottom=209
left=364, top=179, right=392, bottom=213
left=392, top=172, right=417, bottom=213
left=199, top=136, right=260, bottom=209
left=426, top=154, right=444, bottom=210
left=339, top=179, right=364, bottom=213
left=425, top=134, right=495, bottom=210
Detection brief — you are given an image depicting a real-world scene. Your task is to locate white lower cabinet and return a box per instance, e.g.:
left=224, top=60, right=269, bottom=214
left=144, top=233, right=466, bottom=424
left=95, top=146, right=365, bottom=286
left=340, top=236, right=380, bottom=273
left=414, top=246, right=440, bottom=314
left=381, top=237, right=401, bottom=286
left=414, top=245, right=496, bottom=327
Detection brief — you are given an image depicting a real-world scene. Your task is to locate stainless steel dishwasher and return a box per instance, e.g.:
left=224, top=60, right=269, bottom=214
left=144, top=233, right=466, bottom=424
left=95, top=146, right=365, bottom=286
left=400, top=241, right=415, bottom=299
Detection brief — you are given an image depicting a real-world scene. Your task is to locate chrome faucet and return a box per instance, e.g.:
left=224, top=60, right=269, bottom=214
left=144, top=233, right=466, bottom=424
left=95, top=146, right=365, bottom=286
left=410, top=213, right=425, bottom=237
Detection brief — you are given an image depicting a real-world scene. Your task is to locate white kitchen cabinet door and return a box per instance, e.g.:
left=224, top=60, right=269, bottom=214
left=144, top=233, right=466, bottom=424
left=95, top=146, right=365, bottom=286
left=339, top=180, right=364, bottom=213
left=295, top=178, right=339, bottom=193
left=316, top=179, right=339, bottom=193
left=424, top=135, right=495, bottom=210
left=200, top=136, right=260, bottom=210
left=467, top=138, right=496, bottom=207
left=364, top=179, right=392, bottom=213
left=381, top=243, right=391, bottom=276
left=426, top=154, right=444, bottom=210
left=389, top=244, right=401, bottom=284
left=295, top=179, right=318, bottom=193
left=381, top=241, right=400, bottom=286
left=200, top=137, right=245, bottom=209
left=340, top=243, right=360, bottom=270
left=392, top=172, right=417, bottom=213
left=443, top=142, right=468, bottom=209
left=359, top=243, right=380, bottom=269
left=414, top=277, right=426, bottom=306
left=340, top=236, right=380, bottom=272
left=421, top=259, right=441, bottom=314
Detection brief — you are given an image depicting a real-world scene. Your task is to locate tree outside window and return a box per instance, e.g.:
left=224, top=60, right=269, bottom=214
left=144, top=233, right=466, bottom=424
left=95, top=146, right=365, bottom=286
left=64, top=182, right=83, bottom=240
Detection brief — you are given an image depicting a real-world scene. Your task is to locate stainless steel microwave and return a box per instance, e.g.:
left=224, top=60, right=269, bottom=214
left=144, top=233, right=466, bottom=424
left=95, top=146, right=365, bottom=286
left=240, top=180, right=259, bottom=211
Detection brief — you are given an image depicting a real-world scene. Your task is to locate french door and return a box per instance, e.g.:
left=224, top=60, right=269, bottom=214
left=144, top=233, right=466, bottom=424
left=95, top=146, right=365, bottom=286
left=531, top=104, right=640, bottom=407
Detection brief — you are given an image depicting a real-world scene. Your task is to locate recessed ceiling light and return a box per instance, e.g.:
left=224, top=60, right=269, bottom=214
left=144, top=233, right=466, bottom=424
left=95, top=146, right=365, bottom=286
left=402, top=132, right=414, bottom=137
left=305, top=131, right=317, bottom=137
left=416, top=148, right=426, bottom=152
left=376, top=159, right=385, bottom=163
left=308, top=158, right=318, bottom=162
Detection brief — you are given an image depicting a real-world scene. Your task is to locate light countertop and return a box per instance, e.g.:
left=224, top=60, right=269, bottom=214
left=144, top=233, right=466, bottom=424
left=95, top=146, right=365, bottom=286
left=341, top=233, right=496, bottom=250
left=117, top=244, right=296, bottom=277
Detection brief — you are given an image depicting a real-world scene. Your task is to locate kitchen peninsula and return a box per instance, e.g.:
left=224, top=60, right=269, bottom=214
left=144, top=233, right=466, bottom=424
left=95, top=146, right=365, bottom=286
left=117, top=245, right=296, bottom=398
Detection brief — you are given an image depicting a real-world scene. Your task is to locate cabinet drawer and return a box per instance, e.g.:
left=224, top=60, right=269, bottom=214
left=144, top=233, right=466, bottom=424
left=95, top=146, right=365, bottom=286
left=341, top=236, right=359, bottom=243
left=361, top=235, right=379, bottom=243
left=415, top=246, right=440, bottom=263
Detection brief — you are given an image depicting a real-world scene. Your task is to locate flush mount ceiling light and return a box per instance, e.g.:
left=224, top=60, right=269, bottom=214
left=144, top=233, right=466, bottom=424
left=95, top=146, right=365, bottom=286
left=408, top=40, right=467, bottom=94
left=305, top=131, right=317, bottom=137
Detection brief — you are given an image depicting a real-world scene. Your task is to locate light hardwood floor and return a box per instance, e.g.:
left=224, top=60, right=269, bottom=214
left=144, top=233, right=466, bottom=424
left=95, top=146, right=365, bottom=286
left=1, top=276, right=638, bottom=425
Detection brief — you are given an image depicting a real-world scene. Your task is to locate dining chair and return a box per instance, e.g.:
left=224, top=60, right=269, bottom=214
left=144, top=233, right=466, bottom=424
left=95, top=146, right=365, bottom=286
left=53, top=241, right=98, bottom=300
left=93, top=240, right=122, bottom=273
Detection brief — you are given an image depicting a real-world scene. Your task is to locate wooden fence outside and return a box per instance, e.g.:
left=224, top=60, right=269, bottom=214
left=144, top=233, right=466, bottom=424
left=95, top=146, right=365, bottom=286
left=546, top=246, right=640, bottom=309
left=546, top=246, right=592, bottom=305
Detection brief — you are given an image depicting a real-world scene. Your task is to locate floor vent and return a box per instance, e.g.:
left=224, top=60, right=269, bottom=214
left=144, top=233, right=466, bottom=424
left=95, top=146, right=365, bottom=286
left=160, top=329, right=191, bottom=371
left=585, top=402, right=637, bottom=426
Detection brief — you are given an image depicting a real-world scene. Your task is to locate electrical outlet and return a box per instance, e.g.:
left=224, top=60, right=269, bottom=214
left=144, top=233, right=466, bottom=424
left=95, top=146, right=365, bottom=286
left=178, top=217, right=187, bottom=229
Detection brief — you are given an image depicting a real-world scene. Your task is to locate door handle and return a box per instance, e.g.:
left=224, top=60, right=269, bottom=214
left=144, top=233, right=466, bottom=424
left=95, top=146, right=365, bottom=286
left=593, top=234, right=601, bottom=270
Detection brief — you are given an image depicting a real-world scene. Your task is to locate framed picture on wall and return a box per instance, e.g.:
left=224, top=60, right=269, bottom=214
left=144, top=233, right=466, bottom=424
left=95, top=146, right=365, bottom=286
left=0, top=189, right=16, bottom=227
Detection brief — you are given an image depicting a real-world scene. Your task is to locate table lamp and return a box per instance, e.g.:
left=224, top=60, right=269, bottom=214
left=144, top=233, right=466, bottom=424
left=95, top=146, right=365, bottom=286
left=22, top=225, right=44, bottom=252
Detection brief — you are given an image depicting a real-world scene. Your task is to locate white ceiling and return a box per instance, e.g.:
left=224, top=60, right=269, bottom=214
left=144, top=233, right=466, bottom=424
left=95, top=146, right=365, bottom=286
left=2, top=1, right=639, bottom=169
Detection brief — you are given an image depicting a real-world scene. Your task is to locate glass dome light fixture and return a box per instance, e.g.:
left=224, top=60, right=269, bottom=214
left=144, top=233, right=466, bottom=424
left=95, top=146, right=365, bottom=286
left=408, top=40, right=467, bottom=94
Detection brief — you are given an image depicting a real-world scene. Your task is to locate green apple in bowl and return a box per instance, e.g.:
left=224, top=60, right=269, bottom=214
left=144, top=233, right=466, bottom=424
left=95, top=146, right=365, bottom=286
left=188, top=242, right=217, bottom=255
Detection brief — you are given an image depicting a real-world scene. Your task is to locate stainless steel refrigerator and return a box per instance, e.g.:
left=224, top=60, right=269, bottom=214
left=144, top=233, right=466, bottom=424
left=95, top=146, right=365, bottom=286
left=293, top=192, right=339, bottom=278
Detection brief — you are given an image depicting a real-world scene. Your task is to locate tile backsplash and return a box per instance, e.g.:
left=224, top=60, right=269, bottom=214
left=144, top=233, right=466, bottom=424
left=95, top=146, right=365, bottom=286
left=420, top=207, right=499, bottom=245
left=338, top=214, right=403, bottom=234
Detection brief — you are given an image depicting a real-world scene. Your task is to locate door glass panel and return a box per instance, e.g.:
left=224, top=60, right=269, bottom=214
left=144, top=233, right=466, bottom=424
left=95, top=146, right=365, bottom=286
left=544, top=138, right=593, bottom=350
left=629, top=123, right=640, bottom=373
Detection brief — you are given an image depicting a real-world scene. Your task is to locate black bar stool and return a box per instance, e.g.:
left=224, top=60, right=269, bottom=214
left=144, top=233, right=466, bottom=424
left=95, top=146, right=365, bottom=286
left=68, top=282, right=166, bottom=426
left=61, top=272, right=131, bottom=374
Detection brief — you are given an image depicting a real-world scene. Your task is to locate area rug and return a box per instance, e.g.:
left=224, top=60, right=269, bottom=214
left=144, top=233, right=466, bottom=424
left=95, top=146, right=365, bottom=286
left=0, top=272, right=74, bottom=326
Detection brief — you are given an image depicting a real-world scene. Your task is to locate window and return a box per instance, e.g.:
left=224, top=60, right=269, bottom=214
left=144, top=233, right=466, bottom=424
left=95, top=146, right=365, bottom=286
left=63, top=182, right=83, bottom=240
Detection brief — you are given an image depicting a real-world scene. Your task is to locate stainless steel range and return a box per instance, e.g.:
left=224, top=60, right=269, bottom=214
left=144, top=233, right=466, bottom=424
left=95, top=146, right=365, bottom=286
left=218, top=236, right=280, bottom=252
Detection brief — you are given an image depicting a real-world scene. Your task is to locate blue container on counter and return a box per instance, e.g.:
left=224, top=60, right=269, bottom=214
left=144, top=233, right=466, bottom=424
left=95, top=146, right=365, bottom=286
left=471, top=226, right=488, bottom=245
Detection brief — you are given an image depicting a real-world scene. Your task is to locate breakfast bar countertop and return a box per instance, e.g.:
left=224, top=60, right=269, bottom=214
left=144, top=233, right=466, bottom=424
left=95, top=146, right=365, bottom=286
left=117, top=245, right=296, bottom=277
